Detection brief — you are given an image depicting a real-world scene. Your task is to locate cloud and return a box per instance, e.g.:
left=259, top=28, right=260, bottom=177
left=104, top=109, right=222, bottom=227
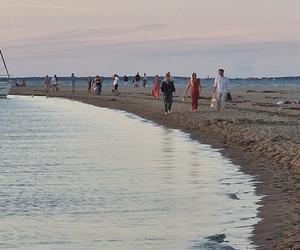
left=133, top=24, right=167, bottom=32
left=3, top=23, right=171, bottom=53
left=3, top=2, right=101, bottom=12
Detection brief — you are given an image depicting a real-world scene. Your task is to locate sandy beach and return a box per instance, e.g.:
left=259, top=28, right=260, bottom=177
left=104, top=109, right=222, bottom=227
left=10, top=84, right=300, bottom=249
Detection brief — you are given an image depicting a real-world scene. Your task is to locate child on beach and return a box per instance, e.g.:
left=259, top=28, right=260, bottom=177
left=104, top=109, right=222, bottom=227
left=161, top=72, right=176, bottom=115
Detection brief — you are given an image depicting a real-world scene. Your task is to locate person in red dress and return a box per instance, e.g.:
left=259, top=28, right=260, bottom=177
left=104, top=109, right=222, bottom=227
left=186, top=73, right=201, bottom=112
left=151, top=75, right=161, bottom=99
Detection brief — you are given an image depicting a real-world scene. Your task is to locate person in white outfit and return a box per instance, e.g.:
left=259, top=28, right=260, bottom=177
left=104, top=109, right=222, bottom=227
left=51, top=75, right=59, bottom=92
left=112, top=74, right=119, bottom=96
left=213, top=69, right=230, bottom=112
left=70, top=73, right=76, bottom=93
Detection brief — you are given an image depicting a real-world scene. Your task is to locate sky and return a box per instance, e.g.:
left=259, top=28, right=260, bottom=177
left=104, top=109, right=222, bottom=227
left=1, top=0, right=300, bottom=77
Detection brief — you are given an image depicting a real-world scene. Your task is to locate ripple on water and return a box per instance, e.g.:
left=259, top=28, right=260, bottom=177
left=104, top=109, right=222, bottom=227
left=0, top=96, right=261, bottom=249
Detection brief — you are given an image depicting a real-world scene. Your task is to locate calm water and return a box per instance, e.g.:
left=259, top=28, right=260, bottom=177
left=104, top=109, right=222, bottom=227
left=0, top=96, right=260, bottom=249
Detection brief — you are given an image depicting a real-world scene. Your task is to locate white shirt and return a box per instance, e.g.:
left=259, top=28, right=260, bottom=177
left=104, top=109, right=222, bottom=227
left=113, top=77, right=119, bottom=86
left=214, top=75, right=230, bottom=94
left=51, top=77, right=58, bottom=85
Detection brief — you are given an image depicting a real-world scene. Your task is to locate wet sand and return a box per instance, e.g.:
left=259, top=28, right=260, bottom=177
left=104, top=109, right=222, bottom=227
left=10, top=85, right=300, bottom=249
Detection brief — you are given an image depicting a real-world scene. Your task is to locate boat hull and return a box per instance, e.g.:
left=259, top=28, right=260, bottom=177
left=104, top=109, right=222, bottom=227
left=0, top=81, right=12, bottom=98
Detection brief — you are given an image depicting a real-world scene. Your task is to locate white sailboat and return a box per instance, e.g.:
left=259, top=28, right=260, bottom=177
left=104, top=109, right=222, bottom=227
left=0, top=49, right=12, bottom=98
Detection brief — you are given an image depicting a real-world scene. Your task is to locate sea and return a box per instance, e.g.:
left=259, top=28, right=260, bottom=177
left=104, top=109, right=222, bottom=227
left=0, top=96, right=261, bottom=249
left=3, top=76, right=300, bottom=89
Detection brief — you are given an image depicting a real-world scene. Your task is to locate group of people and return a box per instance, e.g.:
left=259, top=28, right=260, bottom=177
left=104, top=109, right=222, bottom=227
left=86, top=75, right=102, bottom=95
left=43, top=73, right=76, bottom=94
left=42, top=69, right=230, bottom=113
left=131, top=72, right=147, bottom=88
left=150, top=69, right=230, bottom=114
left=43, top=74, right=62, bottom=93
left=86, top=74, right=120, bottom=96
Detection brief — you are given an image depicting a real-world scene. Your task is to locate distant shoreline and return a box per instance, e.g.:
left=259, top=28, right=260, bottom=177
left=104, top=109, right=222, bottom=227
left=3, top=75, right=300, bottom=80
left=10, top=85, right=300, bottom=249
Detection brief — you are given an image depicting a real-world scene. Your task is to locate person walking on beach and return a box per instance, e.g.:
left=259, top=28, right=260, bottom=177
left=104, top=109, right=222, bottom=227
left=112, top=74, right=119, bottom=96
left=51, top=74, right=59, bottom=92
left=86, top=76, right=92, bottom=94
left=91, top=78, right=96, bottom=94
left=123, top=75, right=129, bottom=86
left=70, top=73, right=76, bottom=93
left=161, top=72, right=176, bottom=115
left=214, top=69, right=230, bottom=112
left=43, top=75, right=51, bottom=96
left=95, top=75, right=102, bottom=96
left=186, top=73, right=201, bottom=112
left=133, top=72, right=141, bottom=88
left=151, top=75, right=161, bottom=99
left=143, top=73, right=147, bottom=88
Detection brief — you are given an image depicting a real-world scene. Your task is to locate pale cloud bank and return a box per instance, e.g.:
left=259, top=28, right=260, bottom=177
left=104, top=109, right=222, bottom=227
left=1, top=0, right=300, bottom=76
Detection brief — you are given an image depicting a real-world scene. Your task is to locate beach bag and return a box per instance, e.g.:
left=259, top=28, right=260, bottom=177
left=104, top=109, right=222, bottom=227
left=226, top=92, right=232, bottom=101
left=210, top=93, right=217, bottom=108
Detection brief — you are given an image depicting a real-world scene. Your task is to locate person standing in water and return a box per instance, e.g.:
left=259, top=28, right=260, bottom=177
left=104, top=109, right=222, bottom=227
left=70, top=73, right=76, bottom=93
left=161, top=72, right=176, bottom=115
left=213, top=69, right=230, bottom=112
left=186, top=73, right=201, bottom=112
left=43, top=75, right=51, bottom=96
left=151, top=75, right=161, bottom=99
left=143, top=73, right=147, bottom=88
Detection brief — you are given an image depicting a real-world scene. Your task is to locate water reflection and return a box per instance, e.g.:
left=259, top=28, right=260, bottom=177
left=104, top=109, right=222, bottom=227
left=0, top=96, right=261, bottom=249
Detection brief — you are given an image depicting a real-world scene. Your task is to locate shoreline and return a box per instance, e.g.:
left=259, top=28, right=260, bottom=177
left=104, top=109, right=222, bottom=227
left=9, top=85, right=300, bottom=249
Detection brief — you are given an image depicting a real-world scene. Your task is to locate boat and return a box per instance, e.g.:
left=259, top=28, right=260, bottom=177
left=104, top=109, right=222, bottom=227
left=0, top=81, right=12, bottom=98
left=0, top=49, right=12, bottom=98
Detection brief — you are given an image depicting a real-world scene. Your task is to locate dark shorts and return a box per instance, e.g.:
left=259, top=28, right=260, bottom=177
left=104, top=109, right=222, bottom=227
left=114, top=84, right=118, bottom=90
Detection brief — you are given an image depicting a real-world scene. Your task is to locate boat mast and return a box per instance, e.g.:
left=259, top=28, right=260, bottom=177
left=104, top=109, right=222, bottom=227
left=0, top=49, right=10, bottom=79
